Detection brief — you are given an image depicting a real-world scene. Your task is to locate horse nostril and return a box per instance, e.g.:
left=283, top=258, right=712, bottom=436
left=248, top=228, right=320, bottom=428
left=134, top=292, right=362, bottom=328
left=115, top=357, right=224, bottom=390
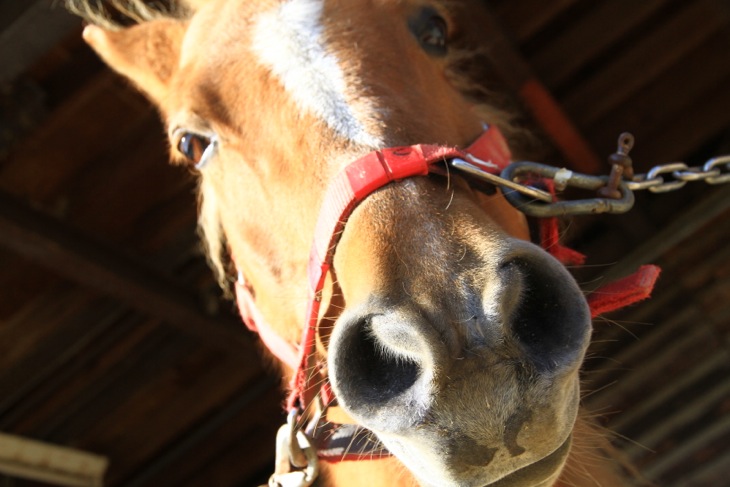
left=329, top=310, right=436, bottom=431
left=501, top=252, right=591, bottom=373
left=333, top=315, right=421, bottom=403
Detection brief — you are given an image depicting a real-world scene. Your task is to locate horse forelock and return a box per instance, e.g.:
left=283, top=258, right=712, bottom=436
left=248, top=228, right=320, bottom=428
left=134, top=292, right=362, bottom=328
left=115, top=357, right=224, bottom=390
left=64, top=0, right=191, bottom=29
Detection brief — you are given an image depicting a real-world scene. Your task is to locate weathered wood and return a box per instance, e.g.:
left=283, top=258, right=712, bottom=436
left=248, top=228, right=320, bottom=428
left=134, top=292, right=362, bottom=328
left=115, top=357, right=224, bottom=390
left=0, top=291, right=122, bottom=423
left=594, top=188, right=730, bottom=285
left=77, top=341, right=265, bottom=486
left=562, top=0, right=730, bottom=126
left=0, top=431, right=107, bottom=486
left=0, top=189, right=250, bottom=353
left=0, top=1, right=728, bottom=486
left=0, top=0, right=81, bottom=84
left=628, top=71, right=730, bottom=165
left=470, top=2, right=603, bottom=173
left=532, top=0, right=669, bottom=89
left=31, top=323, right=191, bottom=441
left=587, top=29, right=730, bottom=162
left=0, top=72, right=151, bottom=204
left=492, top=0, right=580, bottom=43
left=121, top=376, right=281, bottom=487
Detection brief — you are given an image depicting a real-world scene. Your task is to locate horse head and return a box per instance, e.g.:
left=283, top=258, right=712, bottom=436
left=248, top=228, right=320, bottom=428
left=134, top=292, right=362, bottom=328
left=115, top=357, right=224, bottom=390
left=82, top=0, right=593, bottom=484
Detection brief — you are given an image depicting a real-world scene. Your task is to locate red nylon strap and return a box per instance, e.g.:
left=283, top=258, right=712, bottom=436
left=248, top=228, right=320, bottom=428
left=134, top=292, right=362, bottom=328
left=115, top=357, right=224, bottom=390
left=235, top=280, right=299, bottom=369
left=587, top=265, right=661, bottom=318
left=235, top=126, right=511, bottom=411
left=290, top=130, right=510, bottom=411
left=537, top=179, right=661, bottom=318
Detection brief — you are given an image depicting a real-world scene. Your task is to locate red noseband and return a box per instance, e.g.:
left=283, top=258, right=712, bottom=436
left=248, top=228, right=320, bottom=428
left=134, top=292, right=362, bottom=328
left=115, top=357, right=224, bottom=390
left=236, top=125, right=512, bottom=412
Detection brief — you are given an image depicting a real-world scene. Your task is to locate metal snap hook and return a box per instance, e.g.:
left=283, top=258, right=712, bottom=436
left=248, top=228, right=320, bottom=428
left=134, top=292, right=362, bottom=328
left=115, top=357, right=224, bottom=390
left=266, top=411, right=320, bottom=487
left=500, top=161, right=635, bottom=216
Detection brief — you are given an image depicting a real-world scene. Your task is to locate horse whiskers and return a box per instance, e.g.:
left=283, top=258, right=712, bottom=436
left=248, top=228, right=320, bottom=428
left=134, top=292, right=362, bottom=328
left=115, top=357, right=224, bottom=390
left=592, top=316, right=640, bottom=340
left=585, top=339, right=620, bottom=345
left=444, top=188, right=456, bottom=211
left=579, top=381, right=618, bottom=400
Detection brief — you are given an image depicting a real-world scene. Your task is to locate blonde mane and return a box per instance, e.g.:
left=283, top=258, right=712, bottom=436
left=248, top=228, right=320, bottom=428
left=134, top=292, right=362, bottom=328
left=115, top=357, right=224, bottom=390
left=65, top=0, right=189, bottom=29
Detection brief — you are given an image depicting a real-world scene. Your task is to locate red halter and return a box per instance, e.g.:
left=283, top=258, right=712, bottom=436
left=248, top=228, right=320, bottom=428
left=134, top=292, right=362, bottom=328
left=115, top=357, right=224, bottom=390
left=234, top=125, right=660, bottom=462
left=236, top=125, right=512, bottom=412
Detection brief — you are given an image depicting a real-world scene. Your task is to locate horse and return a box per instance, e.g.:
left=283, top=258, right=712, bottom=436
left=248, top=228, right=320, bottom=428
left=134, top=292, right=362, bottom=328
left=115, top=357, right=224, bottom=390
left=68, top=0, right=642, bottom=485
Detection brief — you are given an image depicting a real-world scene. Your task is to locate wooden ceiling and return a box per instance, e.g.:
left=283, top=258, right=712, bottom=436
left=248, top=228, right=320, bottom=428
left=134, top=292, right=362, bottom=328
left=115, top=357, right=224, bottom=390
left=1, top=1, right=728, bottom=486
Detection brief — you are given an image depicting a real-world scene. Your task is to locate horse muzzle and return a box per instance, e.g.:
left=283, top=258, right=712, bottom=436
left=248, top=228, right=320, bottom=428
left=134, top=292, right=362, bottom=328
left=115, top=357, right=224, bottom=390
left=328, top=239, right=590, bottom=485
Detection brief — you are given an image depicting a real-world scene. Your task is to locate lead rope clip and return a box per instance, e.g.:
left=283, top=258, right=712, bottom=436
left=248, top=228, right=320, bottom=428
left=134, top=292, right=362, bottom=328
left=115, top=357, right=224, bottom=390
left=265, top=410, right=320, bottom=487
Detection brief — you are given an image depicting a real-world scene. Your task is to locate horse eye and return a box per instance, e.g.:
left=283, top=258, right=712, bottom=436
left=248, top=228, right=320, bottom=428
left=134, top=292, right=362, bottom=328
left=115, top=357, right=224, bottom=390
left=176, top=132, right=216, bottom=169
left=409, top=8, right=448, bottom=56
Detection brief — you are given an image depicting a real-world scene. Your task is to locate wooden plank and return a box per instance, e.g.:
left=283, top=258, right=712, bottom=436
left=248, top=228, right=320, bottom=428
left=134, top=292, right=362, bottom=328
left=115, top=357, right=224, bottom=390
left=121, top=376, right=281, bottom=487
left=26, top=324, right=190, bottom=441
left=0, top=189, right=251, bottom=353
left=632, top=70, right=730, bottom=164
left=532, top=0, right=669, bottom=88
left=492, top=0, right=580, bottom=43
left=592, top=181, right=730, bottom=286
left=466, top=2, right=603, bottom=173
left=58, top=114, right=193, bottom=245
left=0, top=80, right=47, bottom=158
left=639, top=393, right=730, bottom=479
left=586, top=30, right=730, bottom=162
left=581, top=206, right=730, bottom=378
left=79, top=345, right=263, bottom=486
left=608, top=353, right=727, bottom=433
left=0, top=72, right=150, bottom=204
left=0, top=286, right=92, bottom=384
left=0, top=250, right=57, bottom=321
left=673, top=447, right=730, bottom=486
left=0, top=2, right=34, bottom=32
left=0, top=0, right=81, bottom=84
left=0, top=432, right=107, bottom=487
left=0, top=307, right=155, bottom=435
left=562, top=0, right=730, bottom=126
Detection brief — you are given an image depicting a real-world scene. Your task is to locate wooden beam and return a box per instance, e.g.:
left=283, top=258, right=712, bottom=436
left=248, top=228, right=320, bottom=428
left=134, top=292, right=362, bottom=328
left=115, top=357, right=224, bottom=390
left=0, top=189, right=251, bottom=353
left=596, top=187, right=730, bottom=284
left=120, top=375, right=280, bottom=487
left=562, top=0, right=729, bottom=127
left=0, top=0, right=81, bottom=84
left=0, top=432, right=108, bottom=487
left=492, top=0, right=579, bottom=43
left=470, top=2, right=603, bottom=174
left=532, top=0, right=669, bottom=89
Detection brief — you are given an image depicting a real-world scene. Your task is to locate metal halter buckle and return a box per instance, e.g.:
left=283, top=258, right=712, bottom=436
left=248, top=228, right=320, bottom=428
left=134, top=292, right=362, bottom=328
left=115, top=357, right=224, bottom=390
left=267, top=410, right=320, bottom=487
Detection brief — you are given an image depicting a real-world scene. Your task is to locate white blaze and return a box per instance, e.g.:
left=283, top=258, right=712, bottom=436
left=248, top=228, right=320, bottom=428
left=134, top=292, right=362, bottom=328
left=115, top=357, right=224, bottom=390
left=253, top=0, right=382, bottom=148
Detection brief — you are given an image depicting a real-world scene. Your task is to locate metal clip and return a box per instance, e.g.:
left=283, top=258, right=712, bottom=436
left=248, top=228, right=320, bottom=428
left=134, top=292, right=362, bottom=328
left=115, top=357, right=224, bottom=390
left=451, top=158, right=553, bottom=203
left=500, top=161, right=635, bottom=217
left=266, top=410, right=319, bottom=487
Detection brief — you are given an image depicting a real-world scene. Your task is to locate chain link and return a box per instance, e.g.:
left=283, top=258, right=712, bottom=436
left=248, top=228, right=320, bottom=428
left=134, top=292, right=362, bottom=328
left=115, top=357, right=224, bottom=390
left=627, top=155, right=730, bottom=193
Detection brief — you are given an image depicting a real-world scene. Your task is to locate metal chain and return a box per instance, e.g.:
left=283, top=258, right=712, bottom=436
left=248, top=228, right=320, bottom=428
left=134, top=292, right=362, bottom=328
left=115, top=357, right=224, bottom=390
left=627, top=155, right=730, bottom=193
left=452, top=132, right=730, bottom=217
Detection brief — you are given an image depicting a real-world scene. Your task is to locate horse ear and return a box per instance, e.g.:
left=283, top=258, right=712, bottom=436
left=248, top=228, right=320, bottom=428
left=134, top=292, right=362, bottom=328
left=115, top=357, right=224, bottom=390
left=83, top=20, right=186, bottom=104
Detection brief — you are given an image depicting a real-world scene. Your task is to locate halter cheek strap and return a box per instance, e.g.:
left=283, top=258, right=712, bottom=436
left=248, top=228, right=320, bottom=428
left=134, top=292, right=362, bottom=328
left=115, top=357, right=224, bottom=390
left=236, top=274, right=300, bottom=369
